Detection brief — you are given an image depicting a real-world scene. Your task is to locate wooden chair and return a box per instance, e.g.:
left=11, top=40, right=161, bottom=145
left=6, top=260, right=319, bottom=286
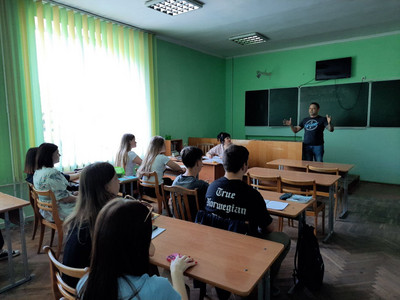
left=164, top=185, right=200, bottom=222
left=197, top=143, right=214, bottom=154
left=44, top=246, right=89, bottom=300
left=33, top=187, right=64, bottom=259
left=27, top=183, right=41, bottom=240
left=247, top=172, right=281, bottom=192
left=307, top=165, right=342, bottom=218
left=137, top=171, right=171, bottom=216
left=280, top=178, right=325, bottom=235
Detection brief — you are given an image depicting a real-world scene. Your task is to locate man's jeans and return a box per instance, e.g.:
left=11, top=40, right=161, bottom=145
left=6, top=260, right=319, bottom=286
left=303, top=145, right=324, bottom=162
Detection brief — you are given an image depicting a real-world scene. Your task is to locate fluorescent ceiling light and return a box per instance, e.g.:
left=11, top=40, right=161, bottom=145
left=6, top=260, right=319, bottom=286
left=146, top=0, right=203, bottom=16
left=229, top=32, right=270, bottom=45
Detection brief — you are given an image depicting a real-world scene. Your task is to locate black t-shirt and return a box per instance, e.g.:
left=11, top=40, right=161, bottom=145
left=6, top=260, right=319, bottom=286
left=299, top=115, right=328, bottom=146
left=62, top=224, right=91, bottom=287
left=205, top=177, right=273, bottom=237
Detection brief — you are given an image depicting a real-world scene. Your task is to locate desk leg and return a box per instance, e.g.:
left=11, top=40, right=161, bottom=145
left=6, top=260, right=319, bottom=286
left=4, top=211, right=16, bottom=286
left=323, top=185, right=335, bottom=243
left=19, top=208, right=30, bottom=279
left=0, top=210, right=32, bottom=294
left=339, top=173, right=349, bottom=219
left=258, top=269, right=270, bottom=300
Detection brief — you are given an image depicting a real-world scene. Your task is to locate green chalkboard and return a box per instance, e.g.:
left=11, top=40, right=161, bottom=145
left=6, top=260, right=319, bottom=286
left=370, top=80, right=400, bottom=127
left=269, top=88, right=298, bottom=126
left=300, top=83, right=369, bottom=126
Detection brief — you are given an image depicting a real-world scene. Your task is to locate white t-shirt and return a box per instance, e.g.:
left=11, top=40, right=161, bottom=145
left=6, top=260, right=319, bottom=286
left=125, top=151, right=138, bottom=176
left=143, top=154, right=170, bottom=184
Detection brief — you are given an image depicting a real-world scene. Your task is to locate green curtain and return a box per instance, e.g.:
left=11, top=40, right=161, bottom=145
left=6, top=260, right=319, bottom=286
left=0, top=0, right=42, bottom=183
left=0, top=0, right=156, bottom=183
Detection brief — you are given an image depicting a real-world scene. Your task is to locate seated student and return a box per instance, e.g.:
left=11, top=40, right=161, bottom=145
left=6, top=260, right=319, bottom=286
left=33, top=143, right=77, bottom=221
left=77, top=198, right=196, bottom=300
left=24, top=147, right=80, bottom=191
left=115, top=133, right=142, bottom=176
left=172, top=146, right=209, bottom=217
left=137, top=136, right=183, bottom=196
left=198, top=145, right=290, bottom=297
left=62, top=162, right=119, bottom=287
left=206, top=132, right=232, bottom=159
left=0, top=230, right=20, bottom=261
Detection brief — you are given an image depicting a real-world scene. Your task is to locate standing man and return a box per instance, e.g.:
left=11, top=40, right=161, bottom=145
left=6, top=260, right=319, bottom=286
left=284, top=102, right=334, bottom=161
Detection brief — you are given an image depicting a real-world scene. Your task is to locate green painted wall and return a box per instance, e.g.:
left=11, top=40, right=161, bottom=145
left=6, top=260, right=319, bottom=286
left=226, top=34, right=400, bottom=184
left=156, top=39, right=226, bottom=143
left=0, top=40, right=13, bottom=185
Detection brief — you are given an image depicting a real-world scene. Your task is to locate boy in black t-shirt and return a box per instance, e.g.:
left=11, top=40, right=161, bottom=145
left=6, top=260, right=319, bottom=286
left=203, top=145, right=290, bottom=296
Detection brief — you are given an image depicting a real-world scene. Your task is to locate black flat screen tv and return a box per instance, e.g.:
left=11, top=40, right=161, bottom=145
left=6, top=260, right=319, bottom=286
left=315, top=57, right=352, bottom=81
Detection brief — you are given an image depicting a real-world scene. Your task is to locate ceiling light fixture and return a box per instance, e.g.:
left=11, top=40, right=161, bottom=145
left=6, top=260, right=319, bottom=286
left=146, top=0, right=203, bottom=16
left=229, top=32, right=269, bottom=45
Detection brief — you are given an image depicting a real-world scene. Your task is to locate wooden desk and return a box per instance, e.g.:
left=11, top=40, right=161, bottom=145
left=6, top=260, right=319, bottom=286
left=151, top=216, right=284, bottom=299
left=247, top=168, right=340, bottom=242
left=167, top=159, right=224, bottom=183
left=0, top=193, right=31, bottom=293
left=267, top=159, right=354, bottom=219
left=118, top=176, right=138, bottom=196
left=260, top=190, right=315, bottom=219
left=199, top=161, right=224, bottom=183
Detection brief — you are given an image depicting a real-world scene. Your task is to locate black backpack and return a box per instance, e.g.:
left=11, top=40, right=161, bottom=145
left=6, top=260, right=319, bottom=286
left=293, top=220, right=324, bottom=291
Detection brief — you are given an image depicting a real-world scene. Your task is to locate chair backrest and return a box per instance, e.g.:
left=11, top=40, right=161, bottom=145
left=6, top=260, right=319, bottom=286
left=32, top=187, right=63, bottom=226
left=164, top=185, right=199, bottom=222
left=44, top=245, right=89, bottom=300
left=306, top=165, right=339, bottom=196
left=247, top=172, right=281, bottom=192
left=28, top=183, right=41, bottom=218
left=280, top=177, right=317, bottom=199
left=197, top=143, right=214, bottom=154
left=306, top=165, right=339, bottom=176
left=137, top=171, right=163, bottom=202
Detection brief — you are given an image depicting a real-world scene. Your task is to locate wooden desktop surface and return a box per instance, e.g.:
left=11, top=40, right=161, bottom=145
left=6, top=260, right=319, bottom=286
left=260, top=190, right=315, bottom=219
left=150, top=216, right=284, bottom=296
left=267, top=159, right=354, bottom=174
left=248, top=167, right=340, bottom=186
left=0, top=192, right=30, bottom=224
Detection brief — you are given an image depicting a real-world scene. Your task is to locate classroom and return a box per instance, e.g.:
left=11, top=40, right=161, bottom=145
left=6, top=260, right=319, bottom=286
left=1, top=0, right=400, bottom=299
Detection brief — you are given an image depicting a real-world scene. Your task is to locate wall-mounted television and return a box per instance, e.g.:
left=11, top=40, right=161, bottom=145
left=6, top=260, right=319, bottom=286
left=315, top=57, right=352, bottom=81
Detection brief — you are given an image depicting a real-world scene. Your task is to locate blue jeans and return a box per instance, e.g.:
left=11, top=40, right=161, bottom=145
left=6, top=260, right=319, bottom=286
left=303, top=145, right=324, bottom=162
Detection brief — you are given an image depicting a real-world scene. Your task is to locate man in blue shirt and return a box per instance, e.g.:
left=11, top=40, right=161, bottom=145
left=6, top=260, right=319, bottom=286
left=284, top=102, right=334, bottom=161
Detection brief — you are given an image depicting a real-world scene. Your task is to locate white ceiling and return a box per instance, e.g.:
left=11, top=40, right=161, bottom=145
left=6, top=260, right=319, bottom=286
left=54, top=0, right=400, bottom=58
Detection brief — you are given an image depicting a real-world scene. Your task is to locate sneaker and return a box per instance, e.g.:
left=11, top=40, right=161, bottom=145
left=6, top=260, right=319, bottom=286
left=0, top=249, right=21, bottom=261
left=271, top=285, right=280, bottom=297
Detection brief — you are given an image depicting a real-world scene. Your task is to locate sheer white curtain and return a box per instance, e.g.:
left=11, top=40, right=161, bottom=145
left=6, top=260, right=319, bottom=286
left=34, top=6, right=153, bottom=171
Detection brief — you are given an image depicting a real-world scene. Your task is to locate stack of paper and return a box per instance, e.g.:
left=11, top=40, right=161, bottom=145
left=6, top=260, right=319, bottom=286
left=264, top=200, right=289, bottom=210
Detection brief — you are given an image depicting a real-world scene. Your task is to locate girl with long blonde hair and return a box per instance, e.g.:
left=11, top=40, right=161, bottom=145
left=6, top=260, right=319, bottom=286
left=115, top=134, right=142, bottom=176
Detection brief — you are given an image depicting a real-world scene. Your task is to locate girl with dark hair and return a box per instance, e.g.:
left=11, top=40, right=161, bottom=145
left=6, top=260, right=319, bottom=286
left=137, top=136, right=183, bottom=188
left=62, top=162, right=119, bottom=287
left=206, top=132, right=232, bottom=159
left=24, top=147, right=80, bottom=189
left=24, top=147, right=38, bottom=184
left=33, top=143, right=77, bottom=221
left=77, top=198, right=196, bottom=300
left=115, top=133, right=142, bottom=176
